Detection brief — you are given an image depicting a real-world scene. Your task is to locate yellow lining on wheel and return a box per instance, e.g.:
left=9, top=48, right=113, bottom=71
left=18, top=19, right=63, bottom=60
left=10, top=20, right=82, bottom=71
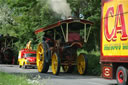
left=36, top=43, right=45, bottom=72
left=77, top=54, right=86, bottom=75
left=52, top=53, right=58, bottom=74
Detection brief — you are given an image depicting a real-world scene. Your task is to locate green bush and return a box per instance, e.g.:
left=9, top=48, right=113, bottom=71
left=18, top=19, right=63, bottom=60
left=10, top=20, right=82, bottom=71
left=86, top=51, right=101, bottom=76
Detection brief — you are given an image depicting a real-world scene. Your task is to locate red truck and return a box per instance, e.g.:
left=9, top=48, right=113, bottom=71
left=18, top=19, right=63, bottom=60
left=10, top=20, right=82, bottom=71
left=18, top=41, right=36, bottom=68
left=18, top=49, right=36, bottom=68
left=101, top=0, right=128, bottom=85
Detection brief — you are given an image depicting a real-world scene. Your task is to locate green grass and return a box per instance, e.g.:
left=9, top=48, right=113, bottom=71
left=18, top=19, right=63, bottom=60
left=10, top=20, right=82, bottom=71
left=0, top=72, right=32, bottom=85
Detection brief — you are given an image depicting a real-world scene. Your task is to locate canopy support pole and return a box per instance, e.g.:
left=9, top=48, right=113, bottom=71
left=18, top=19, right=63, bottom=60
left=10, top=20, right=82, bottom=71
left=61, top=25, right=66, bottom=42
left=86, top=26, right=92, bottom=42
left=66, top=23, right=69, bottom=42
left=84, top=24, right=87, bottom=43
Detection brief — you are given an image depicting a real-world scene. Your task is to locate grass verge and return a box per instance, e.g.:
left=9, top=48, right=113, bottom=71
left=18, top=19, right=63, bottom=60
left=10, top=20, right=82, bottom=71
left=0, top=72, right=31, bottom=85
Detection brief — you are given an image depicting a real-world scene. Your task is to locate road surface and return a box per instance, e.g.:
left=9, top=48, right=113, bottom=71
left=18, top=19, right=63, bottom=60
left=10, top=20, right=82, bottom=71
left=0, top=64, right=117, bottom=85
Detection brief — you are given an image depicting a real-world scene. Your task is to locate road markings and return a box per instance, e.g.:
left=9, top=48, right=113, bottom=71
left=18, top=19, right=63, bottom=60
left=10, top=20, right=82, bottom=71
left=87, top=82, right=103, bottom=85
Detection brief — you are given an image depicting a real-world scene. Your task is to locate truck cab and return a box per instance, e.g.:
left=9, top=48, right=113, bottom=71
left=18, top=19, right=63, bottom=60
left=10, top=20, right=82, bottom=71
left=18, top=49, right=36, bottom=69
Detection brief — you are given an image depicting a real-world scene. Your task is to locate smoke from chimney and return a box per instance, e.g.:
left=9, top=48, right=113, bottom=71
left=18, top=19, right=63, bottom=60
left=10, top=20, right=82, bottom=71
left=48, top=0, right=72, bottom=18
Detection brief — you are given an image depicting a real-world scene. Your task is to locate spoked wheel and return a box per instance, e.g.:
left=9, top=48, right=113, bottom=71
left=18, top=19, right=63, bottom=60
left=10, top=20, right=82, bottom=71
left=62, top=65, right=74, bottom=73
left=36, top=43, right=49, bottom=73
left=77, top=53, right=88, bottom=75
left=52, top=52, right=60, bottom=75
left=116, top=66, right=128, bottom=85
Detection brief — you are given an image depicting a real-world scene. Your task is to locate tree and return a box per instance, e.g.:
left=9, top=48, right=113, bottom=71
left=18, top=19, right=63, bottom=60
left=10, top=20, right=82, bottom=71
left=0, top=0, right=61, bottom=50
left=68, top=0, right=101, bottom=51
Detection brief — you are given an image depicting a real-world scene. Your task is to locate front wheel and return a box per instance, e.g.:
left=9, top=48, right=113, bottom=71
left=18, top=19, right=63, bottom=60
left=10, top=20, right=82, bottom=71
left=116, top=66, right=128, bottom=85
left=52, top=52, right=60, bottom=75
left=36, top=43, right=49, bottom=73
left=77, top=53, right=88, bottom=75
left=19, top=65, right=22, bottom=68
left=22, top=63, right=27, bottom=69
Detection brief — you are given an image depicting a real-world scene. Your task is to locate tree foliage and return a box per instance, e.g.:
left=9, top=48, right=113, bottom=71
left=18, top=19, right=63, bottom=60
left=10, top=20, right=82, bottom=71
left=68, top=0, right=101, bottom=51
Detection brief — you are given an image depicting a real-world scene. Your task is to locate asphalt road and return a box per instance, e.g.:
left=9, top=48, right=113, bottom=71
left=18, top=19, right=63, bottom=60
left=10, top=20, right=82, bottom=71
left=0, top=64, right=117, bottom=85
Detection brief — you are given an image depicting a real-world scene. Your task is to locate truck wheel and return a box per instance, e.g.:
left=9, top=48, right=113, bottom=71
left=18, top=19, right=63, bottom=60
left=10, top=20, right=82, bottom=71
left=22, top=64, right=27, bottom=69
left=52, top=52, right=60, bottom=75
left=62, top=65, right=74, bottom=73
left=23, top=65, right=27, bottom=69
left=77, top=53, right=88, bottom=75
left=19, top=65, right=22, bottom=68
left=116, top=66, right=128, bottom=85
left=36, top=43, right=49, bottom=73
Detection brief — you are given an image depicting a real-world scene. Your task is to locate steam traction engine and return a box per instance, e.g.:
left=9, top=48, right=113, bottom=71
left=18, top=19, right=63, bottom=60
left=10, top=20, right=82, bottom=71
left=35, top=19, right=93, bottom=75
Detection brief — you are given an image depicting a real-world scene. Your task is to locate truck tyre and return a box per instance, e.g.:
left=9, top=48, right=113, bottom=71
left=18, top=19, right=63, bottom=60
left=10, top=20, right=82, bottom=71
left=36, top=43, right=49, bottom=73
left=23, top=65, right=27, bottom=69
left=22, top=63, right=27, bottom=69
left=52, top=52, right=60, bottom=75
left=77, top=53, right=88, bottom=75
left=19, top=65, right=22, bottom=68
left=116, top=66, right=128, bottom=85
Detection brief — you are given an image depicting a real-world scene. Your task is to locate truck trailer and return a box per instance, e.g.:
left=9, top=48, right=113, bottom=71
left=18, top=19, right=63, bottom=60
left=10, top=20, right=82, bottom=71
left=100, top=0, right=128, bottom=85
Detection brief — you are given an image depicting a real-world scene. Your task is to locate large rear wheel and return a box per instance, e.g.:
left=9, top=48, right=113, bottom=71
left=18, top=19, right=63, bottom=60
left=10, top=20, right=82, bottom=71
left=36, top=43, right=49, bottom=73
left=77, top=53, right=88, bottom=75
left=116, top=66, right=128, bottom=85
left=52, top=52, right=60, bottom=75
